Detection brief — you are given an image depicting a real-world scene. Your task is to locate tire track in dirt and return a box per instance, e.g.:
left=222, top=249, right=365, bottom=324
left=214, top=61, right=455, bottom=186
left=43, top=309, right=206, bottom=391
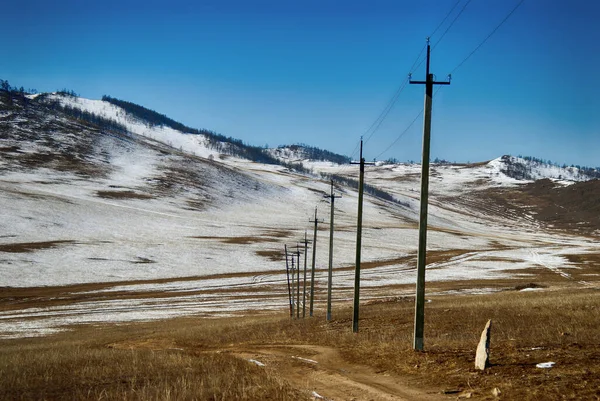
left=229, top=344, right=446, bottom=400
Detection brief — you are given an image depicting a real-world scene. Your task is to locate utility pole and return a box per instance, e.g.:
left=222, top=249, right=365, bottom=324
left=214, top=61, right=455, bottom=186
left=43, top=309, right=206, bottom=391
left=290, top=251, right=296, bottom=319
left=309, top=207, right=323, bottom=317
left=409, top=37, right=450, bottom=351
left=295, top=245, right=301, bottom=320
left=351, top=138, right=375, bottom=333
left=301, top=231, right=311, bottom=318
left=284, top=244, right=293, bottom=318
left=325, top=180, right=341, bottom=321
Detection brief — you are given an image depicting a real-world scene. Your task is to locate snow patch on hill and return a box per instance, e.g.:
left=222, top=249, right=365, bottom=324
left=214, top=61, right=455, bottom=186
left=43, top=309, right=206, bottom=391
left=492, top=155, right=593, bottom=182
left=44, top=94, right=222, bottom=161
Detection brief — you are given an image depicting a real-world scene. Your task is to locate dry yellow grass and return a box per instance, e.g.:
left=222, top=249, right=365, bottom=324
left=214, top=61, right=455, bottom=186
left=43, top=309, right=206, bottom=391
left=0, top=331, right=304, bottom=400
left=1, top=287, right=599, bottom=400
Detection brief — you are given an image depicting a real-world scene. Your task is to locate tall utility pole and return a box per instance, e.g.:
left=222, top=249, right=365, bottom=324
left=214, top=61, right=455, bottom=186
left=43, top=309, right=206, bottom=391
left=351, top=138, right=374, bottom=333
left=285, top=245, right=293, bottom=318
left=295, top=245, right=301, bottom=320
left=309, top=208, right=323, bottom=317
left=325, top=180, right=341, bottom=322
left=301, top=231, right=311, bottom=318
left=409, top=37, right=451, bottom=351
left=290, top=250, right=296, bottom=318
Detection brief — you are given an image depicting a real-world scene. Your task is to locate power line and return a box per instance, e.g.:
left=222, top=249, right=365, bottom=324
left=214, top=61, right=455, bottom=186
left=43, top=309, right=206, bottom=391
left=373, top=86, right=444, bottom=160
left=410, top=0, right=472, bottom=75
left=373, top=109, right=422, bottom=160
left=363, top=77, right=410, bottom=145
left=432, top=0, right=473, bottom=50
left=346, top=0, right=477, bottom=167
left=373, top=0, right=525, bottom=161
left=336, top=138, right=363, bottom=176
left=430, top=0, right=463, bottom=39
left=409, top=45, right=427, bottom=75
left=348, top=138, right=362, bottom=160
left=450, top=0, right=526, bottom=74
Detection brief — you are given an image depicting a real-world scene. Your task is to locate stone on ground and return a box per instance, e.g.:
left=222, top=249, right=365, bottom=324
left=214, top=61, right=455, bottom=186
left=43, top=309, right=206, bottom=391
left=475, top=319, right=492, bottom=370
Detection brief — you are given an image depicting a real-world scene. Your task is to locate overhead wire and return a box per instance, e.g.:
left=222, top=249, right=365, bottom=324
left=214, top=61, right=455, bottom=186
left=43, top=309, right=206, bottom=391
left=335, top=43, right=426, bottom=176
left=361, top=42, right=426, bottom=148
left=431, top=0, right=473, bottom=50
left=374, top=0, right=525, bottom=160
left=366, top=0, right=472, bottom=162
left=360, top=0, right=472, bottom=153
left=409, top=0, right=470, bottom=75
left=429, top=0, right=463, bottom=38
left=362, top=77, right=410, bottom=146
left=373, top=109, right=423, bottom=161
left=450, top=0, right=526, bottom=75
left=373, top=86, right=444, bottom=161
left=339, top=0, right=488, bottom=169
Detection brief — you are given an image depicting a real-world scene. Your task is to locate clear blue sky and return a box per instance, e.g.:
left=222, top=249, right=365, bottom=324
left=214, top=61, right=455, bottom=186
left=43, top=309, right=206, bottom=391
left=2, top=0, right=599, bottom=167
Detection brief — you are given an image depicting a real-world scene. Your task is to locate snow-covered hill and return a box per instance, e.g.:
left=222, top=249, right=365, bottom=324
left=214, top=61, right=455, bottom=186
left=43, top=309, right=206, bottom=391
left=267, top=144, right=351, bottom=167
left=493, top=155, right=599, bottom=182
left=1, top=89, right=599, bottom=338
left=42, top=93, right=223, bottom=160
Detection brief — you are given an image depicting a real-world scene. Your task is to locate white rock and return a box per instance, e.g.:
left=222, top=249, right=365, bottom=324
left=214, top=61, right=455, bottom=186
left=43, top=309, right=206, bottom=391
left=475, top=319, right=492, bottom=370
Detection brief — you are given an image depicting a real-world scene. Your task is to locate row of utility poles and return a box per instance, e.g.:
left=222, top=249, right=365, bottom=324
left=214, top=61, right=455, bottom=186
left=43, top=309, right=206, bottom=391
left=284, top=181, right=340, bottom=320
left=284, top=38, right=448, bottom=351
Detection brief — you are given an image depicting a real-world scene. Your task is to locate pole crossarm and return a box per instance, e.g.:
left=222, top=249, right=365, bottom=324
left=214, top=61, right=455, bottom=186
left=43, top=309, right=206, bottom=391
left=409, top=80, right=450, bottom=85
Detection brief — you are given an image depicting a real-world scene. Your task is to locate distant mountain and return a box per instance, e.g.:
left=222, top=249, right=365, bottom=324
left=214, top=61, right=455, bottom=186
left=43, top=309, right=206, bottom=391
left=495, top=155, right=600, bottom=182
left=268, top=144, right=351, bottom=165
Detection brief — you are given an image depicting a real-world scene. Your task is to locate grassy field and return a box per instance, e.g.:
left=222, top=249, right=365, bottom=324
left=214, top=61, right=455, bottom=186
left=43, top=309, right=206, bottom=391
left=1, top=287, right=599, bottom=400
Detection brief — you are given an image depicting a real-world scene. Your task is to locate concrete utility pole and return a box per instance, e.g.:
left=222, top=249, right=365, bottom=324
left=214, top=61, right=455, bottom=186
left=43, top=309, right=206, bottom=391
left=351, top=138, right=375, bottom=333
left=301, top=231, right=311, bottom=318
left=284, top=244, right=293, bottom=318
left=409, top=37, right=451, bottom=351
left=290, top=251, right=296, bottom=318
left=325, top=180, right=341, bottom=322
left=295, top=245, right=301, bottom=320
left=309, top=207, right=323, bottom=317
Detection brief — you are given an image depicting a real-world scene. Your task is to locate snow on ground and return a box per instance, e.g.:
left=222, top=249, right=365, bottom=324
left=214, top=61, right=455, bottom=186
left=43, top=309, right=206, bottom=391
left=44, top=94, right=227, bottom=161
left=1, top=94, right=599, bottom=338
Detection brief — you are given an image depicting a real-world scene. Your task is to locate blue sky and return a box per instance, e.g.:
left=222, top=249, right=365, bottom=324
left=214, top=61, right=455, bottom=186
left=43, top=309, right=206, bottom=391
left=2, top=0, right=599, bottom=166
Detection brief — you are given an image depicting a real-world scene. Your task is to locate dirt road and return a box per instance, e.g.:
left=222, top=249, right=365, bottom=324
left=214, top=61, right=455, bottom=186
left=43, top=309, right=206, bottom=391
left=230, top=344, right=447, bottom=400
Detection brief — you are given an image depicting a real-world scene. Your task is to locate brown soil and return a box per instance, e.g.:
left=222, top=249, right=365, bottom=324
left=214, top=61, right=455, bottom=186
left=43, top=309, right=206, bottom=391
left=471, top=179, right=600, bottom=234
left=229, top=344, right=444, bottom=400
left=256, top=249, right=285, bottom=261
left=96, top=190, right=154, bottom=199
left=192, top=235, right=277, bottom=245
left=0, top=240, right=75, bottom=253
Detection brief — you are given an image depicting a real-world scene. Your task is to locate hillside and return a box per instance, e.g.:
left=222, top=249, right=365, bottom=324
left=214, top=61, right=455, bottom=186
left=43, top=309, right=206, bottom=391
left=1, top=88, right=599, bottom=342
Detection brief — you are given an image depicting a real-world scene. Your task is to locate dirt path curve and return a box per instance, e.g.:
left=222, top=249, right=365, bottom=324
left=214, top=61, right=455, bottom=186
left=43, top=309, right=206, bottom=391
left=229, top=344, right=447, bottom=401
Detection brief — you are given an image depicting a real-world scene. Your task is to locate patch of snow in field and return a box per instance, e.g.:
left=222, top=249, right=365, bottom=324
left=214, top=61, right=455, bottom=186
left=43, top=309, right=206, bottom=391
left=292, top=356, right=318, bottom=364
left=536, top=362, right=555, bottom=369
left=0, top=293, right=286, bottom=339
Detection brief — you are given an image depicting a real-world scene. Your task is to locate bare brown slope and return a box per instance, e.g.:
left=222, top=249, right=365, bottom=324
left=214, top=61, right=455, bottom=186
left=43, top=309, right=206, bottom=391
left=460, top=179, right=600, bottom=234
